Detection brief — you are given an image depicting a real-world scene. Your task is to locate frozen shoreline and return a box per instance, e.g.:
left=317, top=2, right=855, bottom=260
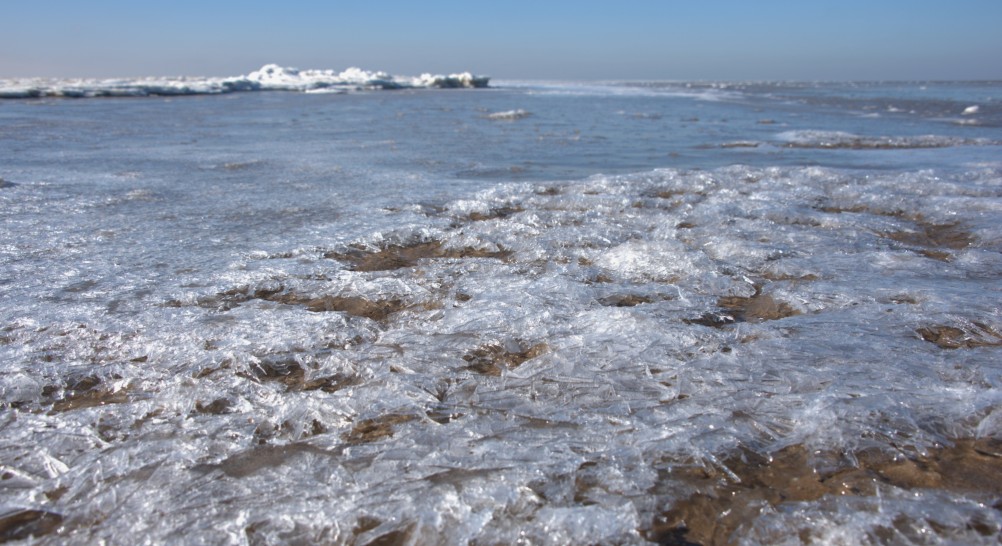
left=3, top=164, right=1001, bottom=544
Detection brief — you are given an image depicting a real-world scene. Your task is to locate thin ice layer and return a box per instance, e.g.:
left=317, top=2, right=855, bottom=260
left=1, top=165, right=1001, bottom=544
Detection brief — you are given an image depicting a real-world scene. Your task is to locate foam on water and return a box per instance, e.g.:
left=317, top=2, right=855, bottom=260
left=2, top=161, right=1001, bottom=543
left=0, top=64, right=489, bottom=98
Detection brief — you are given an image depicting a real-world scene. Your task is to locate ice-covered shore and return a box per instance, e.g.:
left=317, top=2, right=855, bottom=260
left=0, top=63, right=489, bottom=98
left=2, top=164, right=1001, bottom=544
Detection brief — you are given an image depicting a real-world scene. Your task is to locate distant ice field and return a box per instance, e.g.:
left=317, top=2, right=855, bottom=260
left=1, top=73, right=1001, bottom=544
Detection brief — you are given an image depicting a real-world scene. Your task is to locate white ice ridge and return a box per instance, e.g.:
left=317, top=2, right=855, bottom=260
left=0, top=64, right=490, bottom=98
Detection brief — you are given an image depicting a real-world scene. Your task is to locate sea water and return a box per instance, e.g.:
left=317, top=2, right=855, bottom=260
left=1, top=70, right=1001, bottom=544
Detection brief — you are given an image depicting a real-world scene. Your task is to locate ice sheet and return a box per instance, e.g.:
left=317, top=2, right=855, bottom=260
left=2, top=164, right=1001, bottom=544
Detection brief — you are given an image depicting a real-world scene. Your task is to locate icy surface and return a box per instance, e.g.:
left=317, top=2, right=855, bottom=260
left=0, top=64, right=489, bottom=98
left=1, top=80, right=1001, bottom=544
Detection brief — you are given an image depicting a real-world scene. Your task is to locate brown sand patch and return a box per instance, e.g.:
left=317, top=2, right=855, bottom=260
left=426, top=406, right=465, bottom=424
left=193, top=284, right=408, bottom=322
left=42, top=375, right=129, bottom=413
left=0, top=509, right=64, bottom=542
left=882, top=221, right=974, bottom=253
left=249, top=358, right=306, bottom=387
left=684, top=313, right=737, bottom=329
left=719, top=293, right=800, bottom=322
left=648, top=439, right=1002, bottom=546
left=325, top=240, right=512, bottom=272
left=194, top=398, right=233, bottom=415
left=325, top=241, right=444, bottom=271
left=196, top=443, right=334, bottom=479
left=467, top=206, right=524, bottom=222
left=301, top=372, right=362, bottom=393
left=818, top=204, right=910, bottom=218
left=583, top=271, right=617, bottom=285
left=249, top=358, right=362, bottom=392
left=917, top=323, right=1002, bottom=349
left=598, top=294, right=654, bottom=307
left=652, top=190, right=686, bottom=199
left=686, top=292, right=799, bottom=329
left=352, top=517, right=416, bottom=546
left=818, top=206, right=977, bottom=260
left=758, top=272, right=819, bottom=282
left=462, top=342, right=548, bottom=376
left=271, top=294, right=405, bottom=322
left=342, top=414, right=417, bottom=445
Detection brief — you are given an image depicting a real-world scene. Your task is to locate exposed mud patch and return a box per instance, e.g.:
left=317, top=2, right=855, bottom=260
left=686, top=292, right=799, bottom=328
left=882, top=221, right=975, bottom=254
left=684, top=313, right=738, bottom=328
left=250, top=358, right=362, bottom=393
left=186, top=284, right=408, bottom=322
left=598, top=294, right=654, bottom=307
left=193, top=398, right=233, bottom=415
left=42, top=375, right=130, bottom=413
left=820, top=206, right=976, bottom=259
left=462, top=342, right=548, bottom=376
left=195, top=443, right=334, bottom=479
left=818, top=204, right=910, bottom=218
left=351, top=517, right=416, bottom=546
left=758, top=272, right=819, bottom=283
left=0, top=509, right=64, bottom=542
left=648, top=439, right=1002, bottom=546
left=342, top=414, right=417, bottom=445
left=325, top=242, right=445, bottom=271
left=917, top=323, right=1002, bottom=349
left=325, top=240, right=512, bottom=272
left=272, top=294, right=405, bottom=322
left=718, top=293, right=800, bottom=322
left=467, top=206, right=524, bottom=222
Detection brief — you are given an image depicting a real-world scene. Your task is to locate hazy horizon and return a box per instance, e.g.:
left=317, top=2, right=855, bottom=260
left=3, top=0, right=1002, bottom=81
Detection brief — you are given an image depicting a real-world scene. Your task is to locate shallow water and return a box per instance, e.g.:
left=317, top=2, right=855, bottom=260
left=1, top=78, right=1001, bottom=544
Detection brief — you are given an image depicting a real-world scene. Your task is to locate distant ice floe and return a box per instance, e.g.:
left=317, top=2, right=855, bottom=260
left=776, top=129, right=997, bottom=149
left=962, top=105, right=980, bottom=115
left=0, top=63, right=489, bottom=99
left=486, top=109, right=531, bottom=121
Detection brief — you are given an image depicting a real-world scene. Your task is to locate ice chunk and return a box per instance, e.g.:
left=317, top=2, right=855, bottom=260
left=487, top=109, right=531, bottom=121
left=0, top=64, right=490, bottom=99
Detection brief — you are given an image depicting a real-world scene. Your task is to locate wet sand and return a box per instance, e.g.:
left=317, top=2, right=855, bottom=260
left=647, top=439, right=1002, bottom=545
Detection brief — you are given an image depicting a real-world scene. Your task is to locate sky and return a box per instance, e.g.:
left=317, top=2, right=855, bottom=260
left=3, top=0, right=1001, bottom=81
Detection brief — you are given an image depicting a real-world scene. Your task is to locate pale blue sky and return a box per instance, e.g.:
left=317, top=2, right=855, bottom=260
left=3, top=1, right=1000, bottom=80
